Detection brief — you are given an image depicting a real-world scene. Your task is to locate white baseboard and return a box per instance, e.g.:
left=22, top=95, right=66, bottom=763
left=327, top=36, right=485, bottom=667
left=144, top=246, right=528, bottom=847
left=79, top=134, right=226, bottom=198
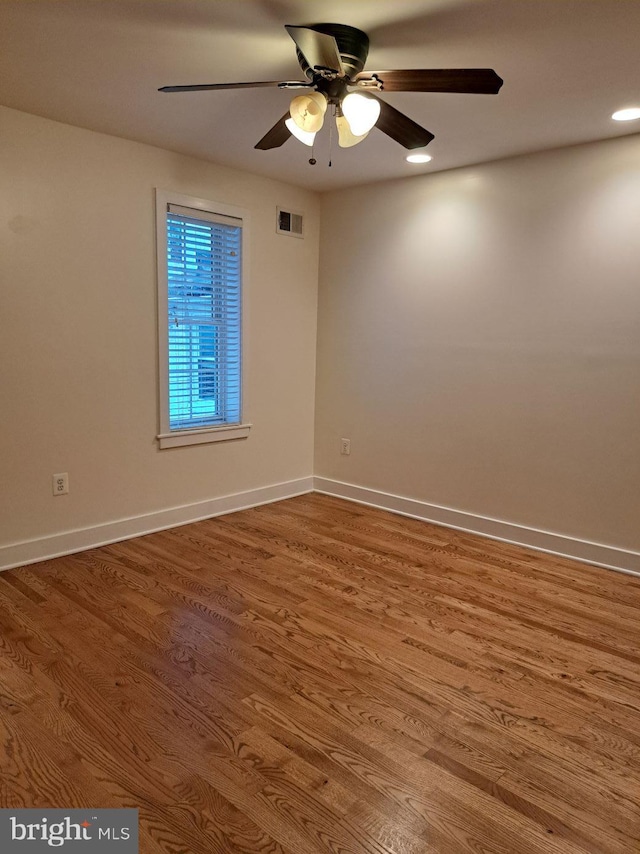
left=4, top=475, right=638, bottom=578
left=0, top=477, right=314, bottom=572
left=313, top=477, right=640, bottom=577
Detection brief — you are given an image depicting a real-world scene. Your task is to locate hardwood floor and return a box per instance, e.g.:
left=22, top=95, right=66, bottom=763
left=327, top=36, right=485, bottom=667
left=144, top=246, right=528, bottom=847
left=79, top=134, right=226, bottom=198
left=1, top=493, right=639, bottom=853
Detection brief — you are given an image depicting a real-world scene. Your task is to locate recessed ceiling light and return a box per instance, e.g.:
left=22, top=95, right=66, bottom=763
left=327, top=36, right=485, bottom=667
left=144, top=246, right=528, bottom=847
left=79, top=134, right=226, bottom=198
left=612, top=107, right=640, bottom=122
left=406, top=152, right=433, bottom=164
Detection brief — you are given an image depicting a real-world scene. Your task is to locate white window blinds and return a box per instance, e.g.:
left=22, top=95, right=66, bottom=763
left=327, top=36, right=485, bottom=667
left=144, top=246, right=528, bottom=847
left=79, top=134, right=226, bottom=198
left=165, top=203, right=242, bottom=431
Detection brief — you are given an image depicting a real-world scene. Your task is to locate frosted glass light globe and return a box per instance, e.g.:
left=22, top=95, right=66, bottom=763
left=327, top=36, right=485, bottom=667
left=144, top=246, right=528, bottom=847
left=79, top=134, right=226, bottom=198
left=285, top=118, right=316, bottom=146
left=342, top=93, right=381, bottom=136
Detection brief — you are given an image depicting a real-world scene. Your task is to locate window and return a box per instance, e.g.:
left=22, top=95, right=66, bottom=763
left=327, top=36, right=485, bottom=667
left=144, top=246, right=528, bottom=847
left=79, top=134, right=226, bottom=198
left=156, top=191, right=251, bottom=448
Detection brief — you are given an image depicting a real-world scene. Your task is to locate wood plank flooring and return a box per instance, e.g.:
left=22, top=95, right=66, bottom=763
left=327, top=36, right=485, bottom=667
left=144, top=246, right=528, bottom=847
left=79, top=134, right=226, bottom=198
left=1, top=493, right=639, bottom=853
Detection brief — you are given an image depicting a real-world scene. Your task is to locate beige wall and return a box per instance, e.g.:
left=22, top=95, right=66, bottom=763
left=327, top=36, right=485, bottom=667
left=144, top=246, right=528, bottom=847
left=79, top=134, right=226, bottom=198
left=2, top=104, right=638, bottom=565
left=0, top=106, right=319, bottom=549
left=316, top=136, right=640, bottom=552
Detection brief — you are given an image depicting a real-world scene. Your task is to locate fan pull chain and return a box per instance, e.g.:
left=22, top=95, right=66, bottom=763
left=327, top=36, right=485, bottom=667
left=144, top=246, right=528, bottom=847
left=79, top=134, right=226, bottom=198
left=309, top=139, right=316, bottom=166
left=328, top=106, right=334, bottom=167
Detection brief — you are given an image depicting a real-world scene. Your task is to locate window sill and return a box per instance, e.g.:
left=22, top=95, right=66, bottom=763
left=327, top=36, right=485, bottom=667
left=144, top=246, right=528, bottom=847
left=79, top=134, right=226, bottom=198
left=157, top=423, right=252, bottom=449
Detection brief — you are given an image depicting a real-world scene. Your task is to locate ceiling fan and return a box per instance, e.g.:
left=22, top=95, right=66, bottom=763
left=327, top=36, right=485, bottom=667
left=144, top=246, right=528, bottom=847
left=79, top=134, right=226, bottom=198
left=159, top=23, right=503, bottom=154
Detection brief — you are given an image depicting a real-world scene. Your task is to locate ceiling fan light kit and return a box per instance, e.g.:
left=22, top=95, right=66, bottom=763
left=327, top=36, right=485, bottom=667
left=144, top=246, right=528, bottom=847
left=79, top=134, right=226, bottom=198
left=159, top=22, right=503, bottom=164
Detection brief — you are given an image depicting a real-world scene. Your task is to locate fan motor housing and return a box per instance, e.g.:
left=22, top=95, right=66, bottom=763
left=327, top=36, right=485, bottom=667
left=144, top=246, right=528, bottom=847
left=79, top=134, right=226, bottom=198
left=297, top=23, right=370, bottom=81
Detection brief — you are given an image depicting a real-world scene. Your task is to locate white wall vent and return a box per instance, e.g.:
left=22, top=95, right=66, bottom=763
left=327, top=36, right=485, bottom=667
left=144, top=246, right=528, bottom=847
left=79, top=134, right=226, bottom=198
left=276, top=207, right=304, bottom=238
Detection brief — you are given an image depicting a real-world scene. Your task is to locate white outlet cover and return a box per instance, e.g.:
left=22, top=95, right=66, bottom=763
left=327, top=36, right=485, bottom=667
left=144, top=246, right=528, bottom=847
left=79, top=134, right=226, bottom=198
left=52, top=472, right=69, bottom=495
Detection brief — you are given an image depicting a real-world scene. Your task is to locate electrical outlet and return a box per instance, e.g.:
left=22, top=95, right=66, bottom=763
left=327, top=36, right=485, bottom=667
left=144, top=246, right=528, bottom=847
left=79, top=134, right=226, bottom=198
left=52, top=472, right=69, bottom=496
left=340, top=438, right=351, bottom=456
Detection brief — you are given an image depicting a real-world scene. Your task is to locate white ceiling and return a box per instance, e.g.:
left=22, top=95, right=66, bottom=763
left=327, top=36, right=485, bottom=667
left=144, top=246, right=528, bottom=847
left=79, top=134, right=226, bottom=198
left=1, top=0, right=639, bottom=192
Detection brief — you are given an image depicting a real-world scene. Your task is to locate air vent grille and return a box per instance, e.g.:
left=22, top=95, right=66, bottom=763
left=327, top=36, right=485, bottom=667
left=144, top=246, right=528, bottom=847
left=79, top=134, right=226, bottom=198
left=276, top=207, right=304, bottom=238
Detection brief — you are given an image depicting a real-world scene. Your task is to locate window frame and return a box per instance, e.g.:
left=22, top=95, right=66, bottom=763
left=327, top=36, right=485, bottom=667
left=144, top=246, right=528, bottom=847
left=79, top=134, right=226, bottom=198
left=155, top=189, right=251, bottom=449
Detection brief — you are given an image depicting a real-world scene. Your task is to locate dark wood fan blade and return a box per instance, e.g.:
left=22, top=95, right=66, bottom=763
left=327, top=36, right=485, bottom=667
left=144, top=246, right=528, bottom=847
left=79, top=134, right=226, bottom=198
left=159, top=81, right=299, bottom=93
left=255, top=113, right=291, bottom=150
left=373, top=97, right=435, bottom=149
left=355, top=68, right=503, bottom=94
left=285, top=25, right=344, bottom=75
